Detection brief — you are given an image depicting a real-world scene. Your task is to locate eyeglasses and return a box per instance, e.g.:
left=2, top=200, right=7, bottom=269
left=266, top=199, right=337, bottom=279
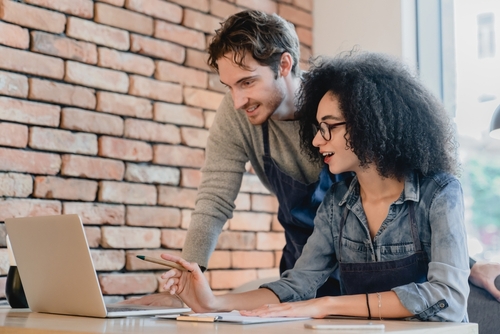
left=312, top=121, right=346, bottom=141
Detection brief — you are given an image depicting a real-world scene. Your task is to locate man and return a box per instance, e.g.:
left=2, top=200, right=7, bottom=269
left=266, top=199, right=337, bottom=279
left=127, top=10, right=500, bottom=305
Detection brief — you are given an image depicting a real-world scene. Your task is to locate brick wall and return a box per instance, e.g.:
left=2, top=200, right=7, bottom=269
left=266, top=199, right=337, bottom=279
left=0, top=0, right=313, bottom=301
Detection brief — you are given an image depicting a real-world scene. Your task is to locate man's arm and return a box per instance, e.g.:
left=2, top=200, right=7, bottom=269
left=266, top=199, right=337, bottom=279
left=181, top=94, right=251, bottom=269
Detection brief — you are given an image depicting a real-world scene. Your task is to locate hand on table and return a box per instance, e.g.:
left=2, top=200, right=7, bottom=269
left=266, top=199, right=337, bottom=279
left=240, top=297, right=332, bottom=319
left=469, top=261, right=500, bottom=302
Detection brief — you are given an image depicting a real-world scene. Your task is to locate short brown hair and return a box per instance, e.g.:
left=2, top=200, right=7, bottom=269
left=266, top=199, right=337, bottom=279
left=207, top=10, right=301, bottom=77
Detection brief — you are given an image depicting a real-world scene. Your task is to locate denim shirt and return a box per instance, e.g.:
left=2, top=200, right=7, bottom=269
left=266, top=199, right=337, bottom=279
left=262, top=171, right=470, bottom=322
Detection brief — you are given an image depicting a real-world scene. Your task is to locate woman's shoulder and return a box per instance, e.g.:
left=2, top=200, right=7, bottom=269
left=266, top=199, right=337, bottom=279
left=420, top=171, right=460, bottom=188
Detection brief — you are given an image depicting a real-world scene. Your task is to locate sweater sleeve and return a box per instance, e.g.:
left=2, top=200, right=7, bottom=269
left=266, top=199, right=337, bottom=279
left=181, top=94, right=251, bottom=268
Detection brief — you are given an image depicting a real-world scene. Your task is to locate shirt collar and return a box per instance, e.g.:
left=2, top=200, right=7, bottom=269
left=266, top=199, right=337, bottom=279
left=338, top=171, right=420, bottom=207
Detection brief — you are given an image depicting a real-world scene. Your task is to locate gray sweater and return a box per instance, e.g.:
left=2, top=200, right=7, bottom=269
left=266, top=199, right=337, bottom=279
left=181, top=93, right=323, bottom=268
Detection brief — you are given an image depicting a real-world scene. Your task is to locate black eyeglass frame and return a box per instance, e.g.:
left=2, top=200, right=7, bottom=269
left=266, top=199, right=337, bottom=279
left=312, top=121, right=346, bottom=141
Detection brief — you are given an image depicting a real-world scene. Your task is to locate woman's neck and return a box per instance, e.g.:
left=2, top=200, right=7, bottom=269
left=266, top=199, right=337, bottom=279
left=356, top=168, right=405, bottom=204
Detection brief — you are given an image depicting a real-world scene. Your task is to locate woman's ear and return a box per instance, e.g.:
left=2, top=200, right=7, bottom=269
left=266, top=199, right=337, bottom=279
left=279, top=52, right=294, bottom=77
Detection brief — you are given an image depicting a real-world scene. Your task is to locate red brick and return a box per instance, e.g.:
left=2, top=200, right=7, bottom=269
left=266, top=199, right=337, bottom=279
left=34, top=176, right=98, bottom=201
left=0, top=122, right=28, bottom=148
left=61, top=108, right=123, bottom=136
left=300, top=43, right=312, bottom=63
left=183, top=8, right=220, bottom=34
left=30, top=127, right=98, bottom=155
left=234, top=193, right=251, bottom=211
left=155, top=61, right=207, bottom=89
left=208, top=250, right=231, bottom=269
left=98, top=47, right=154, bottom=76
left=125, top=249, right=182, bottom=271
left=99, top=273, right=157, bottom=294
left=204, top=110, right=216, bottom=129
left=84, top=226, right=101, bottom=247
left=278, top=3, right=312, bottom=28
left=154, top=20, right=205, bottom=50
left=130, top=34, right=185, bottom=64
left=0, top=71, right=28, bottom=98
left=210, top=0, right=239, bottom=18
left=179, top=168, right=201, bottom=188
left=251, top=194, right=278, bottom=213
left=63, top=202, right=125, bottom=225
left=180, top=209, right=192, bottom=229
left=31, top=31, right=97, bottom=64
left=235, top=0, right=277, bottom=13
left=66, top=17, right=130, bottom=51
left=29, top=78, right=96, bottom=110
left=24, top=0, right=94, bottom=18
left=216, top=231, right=255, bottom=250
left=99, top=181, right=157, bottom=205
left=101, top=226, right=161, bottom=248
left=96, top=91, right=152, bottom=119
left=124, top=119, right=181, bottom=144
left=0, top=96, right=60, bottom=126
left=229, top=212, right=272, bottom=231
left=180, top=127, right=209, bottom=148
left=0, top=198, right=61, bottom=221
left=126, top=206, right=181, bottom=227
left=157, top=185, right=197, bottom=209
left=124, top=163, right=180, bottom=185
left=241, top=173, right=270, bottom=194
left=184, top=87, right=224, bottom=110
left=0, top=45, right=64, bottom=79
left=256, top=232, right=286, bottom=250
left=168, top=0, right=209, bottom=12
left=95, top=2, right=153, bottom=36
left=0, top=0, right=66, bottom=33
left=61, top=154, right=125, bottom=180
left=98, top=0, right=125, bottom=6
left=154, top=102, right=204, bottom=127
left=0, top=147, right=60, bottom=176
left=99, top=136, right=152, bottom=162
left=207, top=73, right=227, bottom=93
left=209, top=269, right=257, bottom=290
left=271, top=214, right=284, bottom=232
left=293, top=0, right=313, bottom=11
left=153, top=144, right=205, bottom=168
left=129, top=75, right=182, bottom=104
left=0, top=20, right=29, bottom=49
left=125, top=0, right=182, bottom=24
left=160, top=229, right=187, bottom=249
left=231, top=251, right=274, bottom=269
left=184, top=48, right=210, bottom=71
left=0, top=172, right=32, bottom=197
left=91, top=249, right=126, bottom=271
left=65, top=61, right=129, bottom=93
left=296, top=26, right=312, bottom=47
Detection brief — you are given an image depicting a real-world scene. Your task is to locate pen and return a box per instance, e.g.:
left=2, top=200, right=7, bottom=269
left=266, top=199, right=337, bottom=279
left=177, top=315, right=222, bottom=322
left=136, top=255, right=189, bottom=272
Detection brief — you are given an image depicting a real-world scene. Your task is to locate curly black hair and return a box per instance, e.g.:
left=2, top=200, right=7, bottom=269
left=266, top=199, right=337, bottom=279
left=296, top=52, right=459, bottom=179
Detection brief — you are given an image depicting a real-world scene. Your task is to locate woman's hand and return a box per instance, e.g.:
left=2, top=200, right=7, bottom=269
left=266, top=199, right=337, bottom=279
left=160, top=253, right=218, bottom=313
left=469, top=261, right=500, bottom=302
left=240, top=297, right=333, bottom=319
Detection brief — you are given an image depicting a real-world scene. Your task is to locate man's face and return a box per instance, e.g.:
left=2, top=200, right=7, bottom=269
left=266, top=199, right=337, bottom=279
left=218, top=52, right=287, bottom=125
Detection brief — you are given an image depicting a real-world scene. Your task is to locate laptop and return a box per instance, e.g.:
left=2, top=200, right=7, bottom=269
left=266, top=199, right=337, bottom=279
left=5, top=214, right=191, bottom=318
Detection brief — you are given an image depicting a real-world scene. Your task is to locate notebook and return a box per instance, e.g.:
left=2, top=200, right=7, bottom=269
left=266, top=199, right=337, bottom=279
left=4, top=214, right=191, bottom=318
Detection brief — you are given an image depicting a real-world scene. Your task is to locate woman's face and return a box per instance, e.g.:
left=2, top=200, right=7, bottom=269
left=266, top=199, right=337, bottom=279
left=312, top=92, right=359, bottom=174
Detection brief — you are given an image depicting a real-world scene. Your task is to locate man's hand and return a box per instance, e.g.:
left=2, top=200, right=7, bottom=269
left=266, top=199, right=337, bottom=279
left=469, top=261, right=500, bottom=302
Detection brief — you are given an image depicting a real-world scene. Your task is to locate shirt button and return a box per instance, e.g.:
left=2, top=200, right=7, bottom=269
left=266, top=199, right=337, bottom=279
left=439, top=303, right=445, bottom=308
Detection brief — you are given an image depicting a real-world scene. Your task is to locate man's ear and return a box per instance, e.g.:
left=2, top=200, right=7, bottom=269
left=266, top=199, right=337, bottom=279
left=279, top=52, right=294, bottom=77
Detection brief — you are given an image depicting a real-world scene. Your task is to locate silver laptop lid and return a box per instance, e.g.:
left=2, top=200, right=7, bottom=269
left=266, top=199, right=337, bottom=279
left=5, top=214, right=108, bottom=317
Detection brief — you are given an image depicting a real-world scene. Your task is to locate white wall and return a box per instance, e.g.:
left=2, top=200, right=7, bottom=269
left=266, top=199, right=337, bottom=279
left=313, top=0, right=417, bottom=67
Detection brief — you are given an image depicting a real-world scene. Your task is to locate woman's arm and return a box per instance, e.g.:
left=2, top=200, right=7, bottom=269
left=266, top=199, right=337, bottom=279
left=241, top=291, right=412, bottom=319
left=160, top=253, right=279, bottom=312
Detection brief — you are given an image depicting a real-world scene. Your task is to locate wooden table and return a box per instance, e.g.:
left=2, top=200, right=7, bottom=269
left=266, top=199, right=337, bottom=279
left=0, top=308, right=478, bottom=334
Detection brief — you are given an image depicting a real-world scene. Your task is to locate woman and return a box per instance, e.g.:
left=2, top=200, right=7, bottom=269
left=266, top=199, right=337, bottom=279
left=159, top=52, right=470, bottom=322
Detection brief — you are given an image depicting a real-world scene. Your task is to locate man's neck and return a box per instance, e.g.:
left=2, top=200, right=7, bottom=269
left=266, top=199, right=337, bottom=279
left=270, top=74, right=302, bottom=121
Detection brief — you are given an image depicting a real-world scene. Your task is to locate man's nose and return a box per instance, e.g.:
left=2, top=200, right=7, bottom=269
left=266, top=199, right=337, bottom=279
left=232, top=90, right=248, bottom=110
